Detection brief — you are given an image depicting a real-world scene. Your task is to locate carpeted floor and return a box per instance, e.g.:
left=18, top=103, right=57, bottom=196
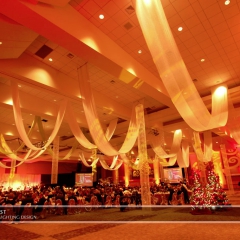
left=1, top=190, right=240, bottom=240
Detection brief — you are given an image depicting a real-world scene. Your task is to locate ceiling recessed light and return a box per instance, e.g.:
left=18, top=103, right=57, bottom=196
left=53, top=99, right=56, bottom=102
left=178, top=27, right=183, bottom=31
left=138, top=49, right=142, bottom=54
left=225, top=0, right=230, bottom=5
left=0, top=42, right=2, bottom=45
left=18, top=85, right=21, bottom=87
left=99, top=14, right=104, bottom=19
left=49, top=58, right=53, bottom=62
left=200, top=58, right=205, bottom=62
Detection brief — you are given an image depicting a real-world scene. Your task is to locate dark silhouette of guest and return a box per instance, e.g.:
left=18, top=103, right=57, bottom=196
left=166, top=184, right=174, bottom=205
left=33, top=193, right=46, bottom=216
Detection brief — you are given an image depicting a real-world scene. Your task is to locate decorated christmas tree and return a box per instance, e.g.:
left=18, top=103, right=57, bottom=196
left=189, top=170, right=208, bottom=212
left=205, top=162, right=229, bottom=207
left=190, top=162, right=230, bottom=214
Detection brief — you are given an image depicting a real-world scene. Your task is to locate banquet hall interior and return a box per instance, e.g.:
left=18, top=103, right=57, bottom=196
left=1, top=0, right=240, bottom=239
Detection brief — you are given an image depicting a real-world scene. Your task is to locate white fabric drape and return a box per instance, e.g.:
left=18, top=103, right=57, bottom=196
left=193, top=131, right=212, bottom=162
left=78, top=63, right=139, bottom=156
left=66, top=103, right=119, bottom=149
left=120, top=153, right=140, bottom=170
left=135, top=0, right=228, bottom=132
left=177, top=140, right=189, bottom=168
left=150, top=129, right=189, bottom=167
left=65, top=103, right=97, bottom=149
left=150, top=129, right=182, bottom=166
left=11, top=81, right=67, bottom=150
left=0, top=134, right=46, bottom=163
left=79, top=152, right=99, bottom=167
left=105, top=118, right=118, bottom=141
left=99, top=157, right=123, bottom=170
left=149, top=130, right=182, bottom=158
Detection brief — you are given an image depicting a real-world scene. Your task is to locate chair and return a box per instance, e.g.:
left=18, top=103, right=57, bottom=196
left=105, top=195, right=112, bottom=208
left=151, top=194, right=158, bottom=205
left=55, top=199, right=63, bottom=215
left=67, top=199, right=76, bottom=215
left=114, top=195, right=120, bottom=207
left=179, top=192, right=185, bottom=205
left=91, top=196, right=100, bottom=210
left=21, top=203, right=33, bottom=221
left=76, top=197, right=84, bottom=213
left=160, top=194, right=168, bottom=205
left=35, top=201, right=48, bottom=219
left=171, top=193, right=178, bottom=205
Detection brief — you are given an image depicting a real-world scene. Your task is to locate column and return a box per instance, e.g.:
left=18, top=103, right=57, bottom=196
left=51, top=136, right=59, bottom=184
left=136, top=104, right=151, bottom=208
left=153, top=157, right=160, bottom=185
left=112, top=169, right=119, bottom=185
left=159, top=163, right=164, bottom=182
left=124, top=163, right=130, bottom=187
left=220, top=144, right=234, bottom=194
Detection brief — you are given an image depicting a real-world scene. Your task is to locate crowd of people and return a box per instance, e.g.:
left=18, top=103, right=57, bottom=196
left=0, top=179, right=192, bottom=222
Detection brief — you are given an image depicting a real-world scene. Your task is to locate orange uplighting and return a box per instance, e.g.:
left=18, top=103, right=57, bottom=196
left=81, top=37, right=100, bottom=52
left=28, top=68, right=55, bottom=87
left=4, top=99, right=13, bottom=105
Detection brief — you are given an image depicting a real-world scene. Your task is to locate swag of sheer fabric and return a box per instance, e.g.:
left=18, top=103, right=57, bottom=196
left=80, top=152, right=122, bottom=170
left=78, top=63, right=139, bottom=156
left=150, top=129, right=189, bottom=167
left=135, top=0, right=228, bottom=132
left=149, top=130, right=182, bottom=166
left=11, top=81, right=67, bottom=151
left=66, top=103, right=118, bottom=149
left=192, top=131, right=213, bottom=162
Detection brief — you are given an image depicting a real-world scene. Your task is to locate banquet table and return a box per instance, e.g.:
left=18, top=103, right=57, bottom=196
left=154, top=192, right=170, bottom=205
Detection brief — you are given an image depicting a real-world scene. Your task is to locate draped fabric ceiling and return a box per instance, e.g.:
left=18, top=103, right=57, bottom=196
left=135, top=0, right=228, bottom=132
left=0, top=0, right=237, bottom=172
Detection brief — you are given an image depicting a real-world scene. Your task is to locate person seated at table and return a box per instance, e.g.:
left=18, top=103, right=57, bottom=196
left=68, top=191, right=78, bottom=203
left=5, top=193, right=16, bottom=205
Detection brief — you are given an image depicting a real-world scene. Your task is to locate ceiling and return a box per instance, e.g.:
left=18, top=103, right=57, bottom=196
left=0, top=0, right=240, bottom=162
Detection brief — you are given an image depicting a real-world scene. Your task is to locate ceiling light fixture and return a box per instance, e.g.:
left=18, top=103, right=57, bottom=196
left=0, top=42, right=2, bottom=45
left=178, top=27, right=183, bottom=31
left=200, top=58, right=205, bottom=62
left=49, top=58, right=53, bottom=61
left=138, top=49, right=142, bottom=54
left=225, top=0, right=230, bottom=5
left=99, top=14, right=104, bottom=19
